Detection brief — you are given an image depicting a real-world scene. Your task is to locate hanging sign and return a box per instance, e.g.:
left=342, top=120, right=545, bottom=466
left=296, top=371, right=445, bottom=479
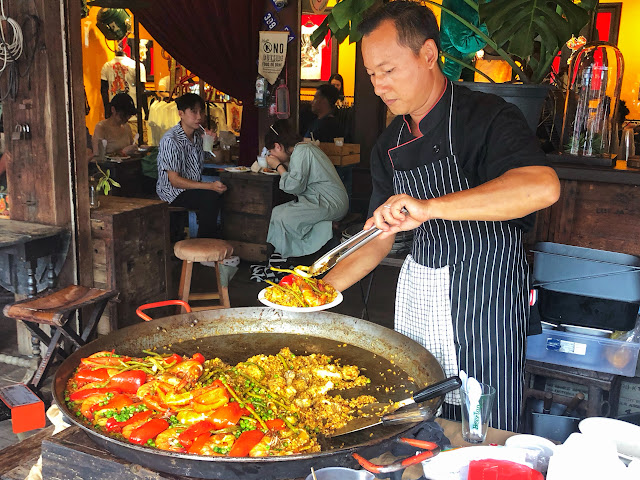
left=258, top=31, right=289, bottom=85
left=310, top=0, right=329, bottom=14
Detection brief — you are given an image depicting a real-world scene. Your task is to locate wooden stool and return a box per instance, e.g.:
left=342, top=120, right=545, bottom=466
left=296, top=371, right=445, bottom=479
left=3, top=286, right=118, bottom=390
left=174, top=238, right=233, bottom=312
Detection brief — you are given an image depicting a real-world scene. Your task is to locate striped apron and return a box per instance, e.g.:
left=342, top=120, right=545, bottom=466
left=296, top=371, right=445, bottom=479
left=392, top=85, right=528, bottom=432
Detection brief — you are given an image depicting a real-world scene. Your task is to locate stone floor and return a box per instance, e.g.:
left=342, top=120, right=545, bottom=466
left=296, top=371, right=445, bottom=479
left=0, top=258, right=401, bottom=452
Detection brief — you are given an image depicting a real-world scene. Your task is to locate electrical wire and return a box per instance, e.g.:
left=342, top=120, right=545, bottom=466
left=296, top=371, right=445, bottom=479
left=0, top=0, right=23, bottom=73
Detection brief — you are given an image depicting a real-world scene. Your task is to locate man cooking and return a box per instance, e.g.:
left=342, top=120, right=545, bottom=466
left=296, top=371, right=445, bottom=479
left=323, top=1, right=560, bottom=432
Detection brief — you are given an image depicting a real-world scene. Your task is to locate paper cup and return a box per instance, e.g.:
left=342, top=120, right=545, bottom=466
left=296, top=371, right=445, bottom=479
left=257, top=156, right=268, bottom=168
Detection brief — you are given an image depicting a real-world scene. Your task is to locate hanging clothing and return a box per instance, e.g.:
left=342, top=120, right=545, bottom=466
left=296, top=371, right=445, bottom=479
left=210, top=103, right=228, bottom=132
left=148, top=101, right=180, bottom=146
left=101, top=55, right=147, bottom=107
left=370, top=81, right=548, bottom=432
left=268, top=143, right=348, bottom=259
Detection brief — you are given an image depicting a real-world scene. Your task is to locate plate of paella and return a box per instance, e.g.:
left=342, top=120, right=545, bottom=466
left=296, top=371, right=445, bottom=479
left=258, top=270, right=343, bottom=312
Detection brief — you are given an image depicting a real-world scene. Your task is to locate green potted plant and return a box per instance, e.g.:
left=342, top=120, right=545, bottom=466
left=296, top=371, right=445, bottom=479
left=311, top=0, right=598, bottom=128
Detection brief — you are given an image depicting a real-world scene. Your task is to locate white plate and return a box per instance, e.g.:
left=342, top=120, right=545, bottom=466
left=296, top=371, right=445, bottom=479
left=225, top=166, right=250, bottom=172
left=579, top=417, right=640, bottom=459
left=261, top=168, right=280, bottom=175
left=258, top=288, right=343, bottom=312
left=104, top=155, right=130, bottom=162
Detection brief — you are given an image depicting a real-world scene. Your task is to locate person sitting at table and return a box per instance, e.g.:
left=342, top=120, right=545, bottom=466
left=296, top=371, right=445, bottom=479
left=92, top=93, right=140, bottom=158
left=265, top=119, right=349, bottom=261
left=329, top=73, right=346, bottom=108
left=304, top=84, right=343, bottom=143
left=156, top=93, right=227, bottom=238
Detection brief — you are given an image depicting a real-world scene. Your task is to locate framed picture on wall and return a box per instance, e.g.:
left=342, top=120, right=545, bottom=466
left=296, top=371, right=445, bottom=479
left=301, top=14, right=338, bottom=87
left=593, top=3, right=622, bottom=45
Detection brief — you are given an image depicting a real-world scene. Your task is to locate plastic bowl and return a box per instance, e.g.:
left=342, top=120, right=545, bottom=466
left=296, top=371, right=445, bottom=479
left=562, top=324, right=612, bottom=337
left=579, top=417, right=640, bottom=459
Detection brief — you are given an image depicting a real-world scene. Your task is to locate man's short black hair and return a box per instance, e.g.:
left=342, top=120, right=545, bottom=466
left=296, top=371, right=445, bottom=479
left=358, top=0, right=441, bottom=55
left=176, top=93, right=205, bottom=112
left=315, top=84, right=340, bottom=107
left=109, top=93, right=137, bottom=117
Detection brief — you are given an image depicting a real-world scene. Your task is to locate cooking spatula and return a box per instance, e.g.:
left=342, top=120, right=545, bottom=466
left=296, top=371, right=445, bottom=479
left=327, top=376, right=461, bottom=437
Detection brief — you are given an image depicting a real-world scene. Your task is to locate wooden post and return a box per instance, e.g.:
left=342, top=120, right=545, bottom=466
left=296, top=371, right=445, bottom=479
left=3, top=0, right=92, bottom=353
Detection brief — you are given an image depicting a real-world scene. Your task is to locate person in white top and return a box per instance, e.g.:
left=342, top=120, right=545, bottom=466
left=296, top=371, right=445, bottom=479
left=101, top=50, right=147, bottom=117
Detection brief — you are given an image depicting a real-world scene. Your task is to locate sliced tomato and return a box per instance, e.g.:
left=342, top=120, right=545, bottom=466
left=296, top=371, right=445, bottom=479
left=191, top=352, right=205, bottom=364
left=265, top=418, right=286, bottom=431
left=69, top=387, right=122, bottom=402
left=107, top=370, right=147, bottom=394
left=129, top=418, right=170, bottom=445
left=228, top=429, right=264, bottom=457
left=105, top=409, right=153, bottom=433
left=209, top=402, right=242, bottom=429
left=177, top=420, right=214, bottom=447
left=187, top=432, right=212, bottom=455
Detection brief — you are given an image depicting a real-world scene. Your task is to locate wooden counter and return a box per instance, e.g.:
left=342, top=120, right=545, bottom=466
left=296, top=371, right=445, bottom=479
left=91, top=196, right=169, bottom=332
left=219, top=171, right=294, bottom=262
left=531, top=159, right=640, bottom=257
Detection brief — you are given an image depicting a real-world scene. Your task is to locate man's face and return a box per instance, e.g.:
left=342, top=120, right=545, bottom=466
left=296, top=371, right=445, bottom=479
left=179, top=106, right=204, bottom=131
left=311, top=91, right=327, bottom=115
left=362, top=20, right=439, bottom=117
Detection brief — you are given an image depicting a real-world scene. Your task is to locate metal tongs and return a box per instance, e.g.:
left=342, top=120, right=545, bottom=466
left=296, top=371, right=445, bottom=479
left=295, top=207, right=408, bottom=278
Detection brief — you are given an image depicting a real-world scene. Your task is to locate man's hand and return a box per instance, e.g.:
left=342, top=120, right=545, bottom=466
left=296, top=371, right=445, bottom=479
left=208, top=181, right=227, bottom=194
left=365, top=194, right=429, bottom=238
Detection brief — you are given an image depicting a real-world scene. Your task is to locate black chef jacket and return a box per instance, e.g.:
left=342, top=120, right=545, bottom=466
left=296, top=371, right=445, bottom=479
left=368, top=83, right=549, bottom=233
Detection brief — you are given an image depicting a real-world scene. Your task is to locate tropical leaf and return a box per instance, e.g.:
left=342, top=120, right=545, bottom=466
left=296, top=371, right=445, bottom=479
left=479, top=0, right=594, bottom=82
left=310, top=0, right=377, bottom=48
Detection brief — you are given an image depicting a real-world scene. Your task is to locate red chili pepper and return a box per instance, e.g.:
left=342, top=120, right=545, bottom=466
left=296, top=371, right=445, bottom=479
left=228, top=429, right=264, bottom=457
left=164, top=353, right=183, bottom=365
left=107, top=370, right=147, bottom=394
left=105, top=409, right=153, bottom=433
left=279, top=274, right=295, bottom=286
left=209, top=402, right=242, bottom=429
left=129, top=418, right=170, bottom=445
left=177, top=420, right=214, bottom=447
left=74, top=368, right=111, bottom=384
left=192, top=352, right=206, bottom=364
left=187, top=432, right=212, bottom=455
left=265, top=418, right=286, bottom=431
left=69, top=387, right=122, bottom=402
left=91, top=394, right=134, bottom=416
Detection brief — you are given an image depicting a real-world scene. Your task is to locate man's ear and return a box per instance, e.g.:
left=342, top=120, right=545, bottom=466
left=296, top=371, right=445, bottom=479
left=421, top=39, right=440, bottom=69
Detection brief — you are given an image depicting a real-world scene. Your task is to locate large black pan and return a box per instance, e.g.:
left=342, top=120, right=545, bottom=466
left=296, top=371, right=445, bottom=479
left=53, top=307, right=445, bottom=480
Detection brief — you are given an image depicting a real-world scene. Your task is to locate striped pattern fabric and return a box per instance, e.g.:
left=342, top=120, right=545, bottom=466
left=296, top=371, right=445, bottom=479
left=391, top=84, right=528, bottom=432
left=156, top=123, right=204, bottom=203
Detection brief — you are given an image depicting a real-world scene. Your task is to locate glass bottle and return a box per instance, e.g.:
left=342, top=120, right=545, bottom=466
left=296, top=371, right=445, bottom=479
left=275, top=79, right=290, bottom=119
left=561, top=42, right=624, bottom=158
left=89, top=177, right=100, bottom=209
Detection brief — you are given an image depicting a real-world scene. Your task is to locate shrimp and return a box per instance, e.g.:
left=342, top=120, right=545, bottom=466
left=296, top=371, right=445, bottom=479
left=197, top=433, right=237, bottom=456
left=155, top=427, right=187, bottom=452
left=167, top=360, right=203, bottom=386
left=249, top=434, right=275, bottom=457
